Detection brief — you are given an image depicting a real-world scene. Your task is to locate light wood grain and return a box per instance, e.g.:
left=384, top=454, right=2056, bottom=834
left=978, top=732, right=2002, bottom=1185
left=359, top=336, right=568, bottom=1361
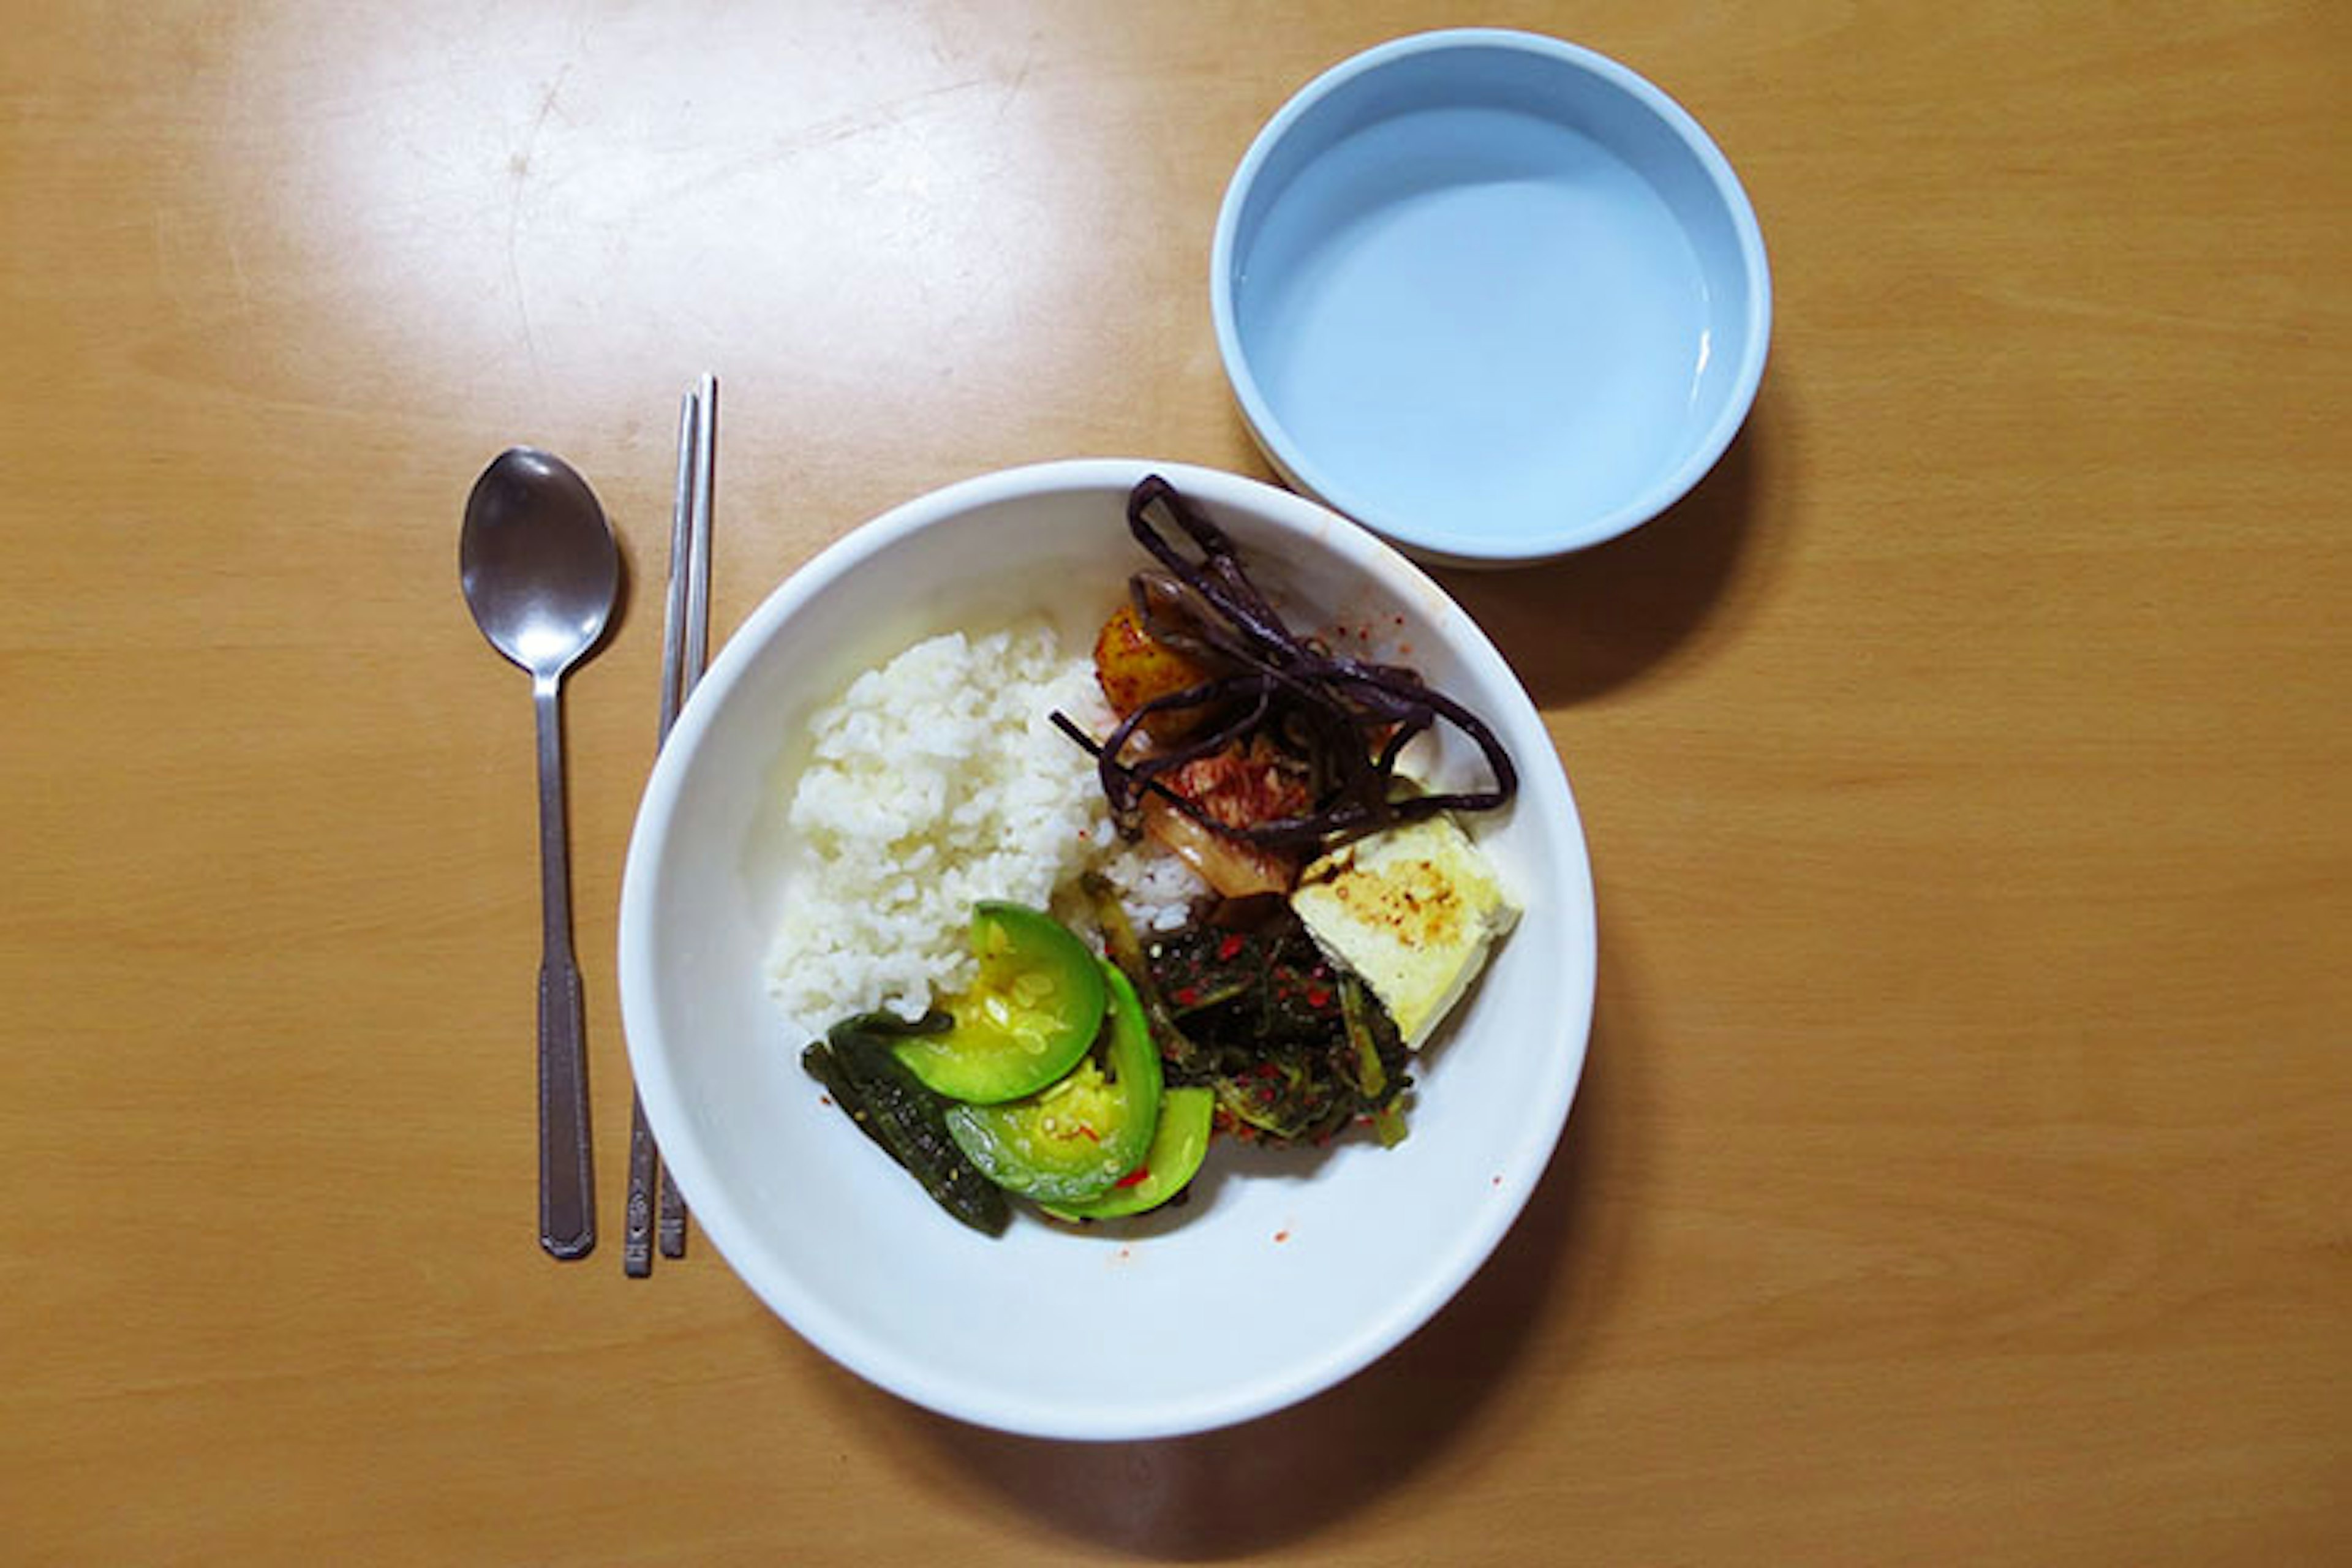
left=4, top=2, right=2345, bottom=1562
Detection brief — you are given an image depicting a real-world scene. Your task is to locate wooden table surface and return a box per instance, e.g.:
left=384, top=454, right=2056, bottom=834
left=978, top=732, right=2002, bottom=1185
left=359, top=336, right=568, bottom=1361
left=5, top=2, right=2345, bottom=1562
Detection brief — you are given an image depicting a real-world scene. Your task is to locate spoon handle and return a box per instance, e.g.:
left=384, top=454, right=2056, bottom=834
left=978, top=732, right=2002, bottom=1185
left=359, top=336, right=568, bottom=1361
left=533, top=671, right=596, bottom=1259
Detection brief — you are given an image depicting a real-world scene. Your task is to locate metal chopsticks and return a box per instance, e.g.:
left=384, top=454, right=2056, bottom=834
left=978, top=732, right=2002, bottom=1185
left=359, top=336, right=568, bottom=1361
left=625, top=372, right=717, bottom=1278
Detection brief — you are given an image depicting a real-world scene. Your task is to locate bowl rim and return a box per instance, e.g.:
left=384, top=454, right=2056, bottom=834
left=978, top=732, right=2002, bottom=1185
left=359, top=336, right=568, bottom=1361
left=1210, top=26, right=1773, bottom=564
left=617, top=458, right=1597, bottom=1439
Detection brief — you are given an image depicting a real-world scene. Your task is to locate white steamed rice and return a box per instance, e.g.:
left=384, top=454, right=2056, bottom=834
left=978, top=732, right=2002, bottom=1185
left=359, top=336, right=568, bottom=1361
left=766, top=620, right=1201, bottom=1038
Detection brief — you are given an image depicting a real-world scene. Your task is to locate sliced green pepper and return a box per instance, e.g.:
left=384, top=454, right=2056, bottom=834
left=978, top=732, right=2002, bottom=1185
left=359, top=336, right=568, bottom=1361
left=802, top=1017, right=1009, bottom=1237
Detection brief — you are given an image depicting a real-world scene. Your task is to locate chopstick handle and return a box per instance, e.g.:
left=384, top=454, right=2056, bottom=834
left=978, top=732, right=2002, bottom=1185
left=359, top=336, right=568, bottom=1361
left=623, top=1091, right=658, bottom=1275
left=657, top=1162, right=688, bottom=1257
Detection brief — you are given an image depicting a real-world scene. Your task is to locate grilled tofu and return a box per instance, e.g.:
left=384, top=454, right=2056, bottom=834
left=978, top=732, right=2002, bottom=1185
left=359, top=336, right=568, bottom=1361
left=1289, top=814, right=1519, bottom=1050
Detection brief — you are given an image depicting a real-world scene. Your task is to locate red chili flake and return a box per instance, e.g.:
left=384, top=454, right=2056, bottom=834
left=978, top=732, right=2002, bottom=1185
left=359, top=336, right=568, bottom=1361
left=1114, top=1166, right=1152, bottom=1189
left=1273, top=1229, right=1291, bottom=1243
left=1075, top=1124, right=1100, bottom=1142
left=1304, top=985, right=1331, bottom=1009
left=1172, top=986, right=1199, bottom=1006
left=1216, top=932, right=1245, bottom=962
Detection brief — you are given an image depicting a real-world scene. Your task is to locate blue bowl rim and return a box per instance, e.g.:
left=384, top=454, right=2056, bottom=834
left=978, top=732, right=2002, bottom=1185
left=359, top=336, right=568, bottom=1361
left=1210, top=28, right=1773, bottom=564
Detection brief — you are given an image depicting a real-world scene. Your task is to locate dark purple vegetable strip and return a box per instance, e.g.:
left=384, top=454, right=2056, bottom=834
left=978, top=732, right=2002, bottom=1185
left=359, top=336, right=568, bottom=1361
left=1061, top=474, right=1518, bottom=852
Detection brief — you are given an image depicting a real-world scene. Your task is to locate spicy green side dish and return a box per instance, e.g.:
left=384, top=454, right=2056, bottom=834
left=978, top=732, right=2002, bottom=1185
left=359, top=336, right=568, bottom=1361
left=791, top=475, right=1521, bottom=1234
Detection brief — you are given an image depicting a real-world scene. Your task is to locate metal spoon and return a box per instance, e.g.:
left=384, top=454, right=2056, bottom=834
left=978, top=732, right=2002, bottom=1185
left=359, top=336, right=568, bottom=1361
left=461, top=448, right=619, bottom=1261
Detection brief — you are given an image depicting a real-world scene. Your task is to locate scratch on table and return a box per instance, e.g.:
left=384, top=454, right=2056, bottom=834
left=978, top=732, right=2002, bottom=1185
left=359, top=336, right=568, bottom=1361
left=994, top=43, right=1038, bottom=124
left=778, top=74, right=993, bottom=157
left=503, top=62, right=575, bottom=383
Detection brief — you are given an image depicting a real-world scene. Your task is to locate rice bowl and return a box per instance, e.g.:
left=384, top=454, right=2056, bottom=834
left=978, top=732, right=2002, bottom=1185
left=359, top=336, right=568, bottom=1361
left=617, top=459, right=1595, bottom=1439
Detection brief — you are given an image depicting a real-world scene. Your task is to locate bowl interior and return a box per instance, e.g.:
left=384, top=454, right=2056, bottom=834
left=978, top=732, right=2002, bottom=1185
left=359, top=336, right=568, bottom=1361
left=619, top=461, right=1595, bottom=1439
left=1215, top=30, right=1769, bottom=562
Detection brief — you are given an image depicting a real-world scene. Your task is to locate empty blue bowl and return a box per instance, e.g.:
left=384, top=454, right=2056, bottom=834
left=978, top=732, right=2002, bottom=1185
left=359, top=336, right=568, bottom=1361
left=1212, top=30, right=1771, bottom=565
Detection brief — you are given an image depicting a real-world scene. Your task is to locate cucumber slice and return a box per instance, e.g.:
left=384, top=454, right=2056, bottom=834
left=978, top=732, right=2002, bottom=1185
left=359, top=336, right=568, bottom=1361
left=1043, top=1087, right=1214, bottom=1221
left=892, top=902, right=1106, bottom=1104
left=946, top=963, right=1162, bottom=1204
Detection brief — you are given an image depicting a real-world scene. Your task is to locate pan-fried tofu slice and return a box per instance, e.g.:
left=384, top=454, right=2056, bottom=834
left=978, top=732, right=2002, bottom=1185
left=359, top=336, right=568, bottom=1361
left=1289, top=815, right=1518, bottom=1050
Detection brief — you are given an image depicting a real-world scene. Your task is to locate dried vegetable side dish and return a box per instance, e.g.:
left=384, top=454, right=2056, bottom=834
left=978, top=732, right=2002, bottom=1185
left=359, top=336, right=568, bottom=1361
left=785, top=476, right=1522, bottom=1233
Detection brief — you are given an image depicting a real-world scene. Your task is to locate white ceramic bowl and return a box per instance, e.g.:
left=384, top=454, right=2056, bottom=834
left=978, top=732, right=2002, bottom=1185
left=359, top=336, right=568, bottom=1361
left=1213, top=29, right=1771, bottom=565
left=618, top=460, right=1595, bottom=1439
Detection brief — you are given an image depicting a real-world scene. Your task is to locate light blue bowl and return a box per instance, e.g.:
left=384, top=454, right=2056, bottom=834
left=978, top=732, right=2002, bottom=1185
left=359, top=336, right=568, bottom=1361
left=1212, top=30, right=1770, bottom=565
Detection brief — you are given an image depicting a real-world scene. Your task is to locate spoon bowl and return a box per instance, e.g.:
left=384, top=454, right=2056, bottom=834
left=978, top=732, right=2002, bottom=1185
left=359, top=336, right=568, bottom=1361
left=462, top=449, right=620, bottom=673
left=462, top=447, right=621, bottom=1260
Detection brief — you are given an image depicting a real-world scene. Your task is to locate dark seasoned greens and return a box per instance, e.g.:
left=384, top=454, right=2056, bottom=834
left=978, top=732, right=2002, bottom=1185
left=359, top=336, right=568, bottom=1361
left=1084, top=873, right=1411, bottom=1147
